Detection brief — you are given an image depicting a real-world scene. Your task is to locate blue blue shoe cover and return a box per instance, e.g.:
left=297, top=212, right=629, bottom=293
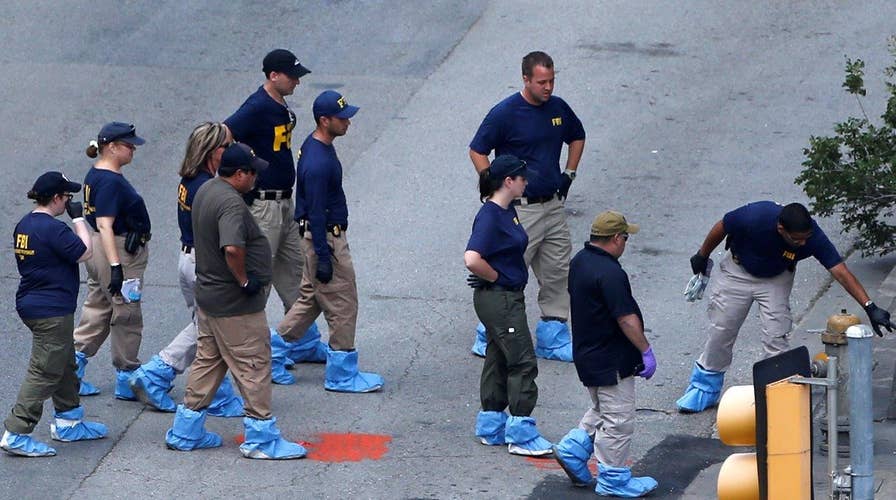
left=75, top=351, right=100, bottom=396
left=553, top=428, right=594, bottom=486
left=595, top=464, right=658, bottom=497
left=115, top=369, right=138, bottom=401
left=239, top=417, right=306, bottom=460
left=129, top=355, right=177, bottom=412
left=165, top=405, right=222, bottom=451
left=323, top=348, right=384, bottom=393
left=288, top=323, right=327, bottom=363
left=505, top=416, right=553, bottom=456
left=1, top=430, right=57, bottom=457
left=475, top=410, right=507, bottom=445
left=535, top=320, right=573, bottom=362
left=50, top=406, right=108, bottom=442
left=676, top=362, right=725, bottom=413
left=270, top=329, right=297, bottom=385
left=471, top=322, right=487, bottom=358
left=207, top=376, right=245, bottom=418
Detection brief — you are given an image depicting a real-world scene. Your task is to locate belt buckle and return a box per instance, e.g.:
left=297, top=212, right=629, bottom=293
left=332, top=225, right=341, bottom=236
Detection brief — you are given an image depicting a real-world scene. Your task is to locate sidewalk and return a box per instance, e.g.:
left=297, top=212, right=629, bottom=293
left=680, top=250, right=896, bottom=498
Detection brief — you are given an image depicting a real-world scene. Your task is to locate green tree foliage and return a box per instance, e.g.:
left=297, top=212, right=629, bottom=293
left=796, top=36, right=896, bottom=256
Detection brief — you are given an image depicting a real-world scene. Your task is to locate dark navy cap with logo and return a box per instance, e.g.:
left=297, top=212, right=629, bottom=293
left=29, top=171, right=82, bottom=199
left=263, top=49, right=311, bottom=79
left=98, top=122, right=146, bottom=146
left=488, top=154, right=527, bottom=180
left=312, top=90, right=359, bottom=120
left=219, top=142, right=270, bottom=175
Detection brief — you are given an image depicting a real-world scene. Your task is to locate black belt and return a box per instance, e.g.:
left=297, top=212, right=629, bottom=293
left=258, top=189, right=292, bottom=201
left=326, top=223, right=347, bottom=237
left=512, top=193, right=557, bottom=206
left=482, top=283, right=525, bottom=292
left=181, top=245, right=193, bottom=254
left=298, top=220, right=347, bottom=237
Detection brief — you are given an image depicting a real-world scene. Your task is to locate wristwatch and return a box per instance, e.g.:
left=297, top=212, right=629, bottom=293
left=564, top=169, right=577, bottom=180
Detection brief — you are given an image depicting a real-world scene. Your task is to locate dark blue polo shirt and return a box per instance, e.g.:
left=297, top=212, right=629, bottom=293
left=225, top=86, right=297, bottom=191
left=83, top=167, right=151, bottom=235
left=14, top=212, right=86, bottom=319
left=569, top=243, right=642, bottom=387
left=177, top=171, right=213, bottom=247
left=465, top=201, right=529, bottom=288
left=723, top=201, right=842, bottom=278
left=470, top=92, right=585, bottom=198
left=295, top=134, right=348, bottom=260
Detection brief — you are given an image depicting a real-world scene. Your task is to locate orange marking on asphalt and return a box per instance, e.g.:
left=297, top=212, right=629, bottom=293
left=306, top=433, right=392, bottom=462
left=525, top=456, right=562, bottom=470
left=234, top=434, right=244, bottom=445
left=526, top=456, right=600, bottom=474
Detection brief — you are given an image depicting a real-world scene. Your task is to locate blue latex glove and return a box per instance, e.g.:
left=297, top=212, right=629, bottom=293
left=638, top=347, right=657, bottom=379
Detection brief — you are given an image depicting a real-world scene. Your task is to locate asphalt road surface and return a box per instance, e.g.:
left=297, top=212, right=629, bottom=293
left=0, top=1, right=894, bottom=498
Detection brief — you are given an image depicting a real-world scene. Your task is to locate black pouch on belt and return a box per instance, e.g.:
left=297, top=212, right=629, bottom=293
left=124, top=232, right=141, bottom=254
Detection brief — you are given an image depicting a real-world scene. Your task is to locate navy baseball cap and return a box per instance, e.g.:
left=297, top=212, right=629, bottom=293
left=29, top=171, right=81, bottom=198
left=218, top=142, right=269, bottom=175
left=488, top=154, right=527, bottom=180
left=98, top=122, right=145, bottom=145
left=313, top=90, right=359, bottom=120
left=263, top=49, right=311, bottom=79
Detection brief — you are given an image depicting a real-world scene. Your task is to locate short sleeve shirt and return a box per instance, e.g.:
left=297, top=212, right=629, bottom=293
left=192, top=177, right=272, bottom=317
left=465, top=201, right=529, bottom=288
left=723, top=201, right=842, bottom=278
left=568, top=243, right=643, bottom=387
left=83, top=167, right=151, bottom=235
left=295, top=134, right=349, bottom=259
left=225, top=86, right=297, bottom=190
left=177, top=171, right=213, bottom=247
left=14, top=212, right=86, bottom=319
left=470, top=92, right=586, bottom=198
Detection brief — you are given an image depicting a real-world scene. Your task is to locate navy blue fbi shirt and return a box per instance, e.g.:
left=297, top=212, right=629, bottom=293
left=465, top=201, right=529, bottom=288
left=723, top=201, right=842, bottom=278
left=14, top=212, right=86, bottom=319
left=177, top=171, right=214, bottom=247
left=225, top=86, right=297, bottom=191
left=568, top=243, right=643, bottom=387
left=83, top=168, right=151, bottom=235
left=296, top=134, right=349, bottom=260
left=470, top=92, right=586, bottom=198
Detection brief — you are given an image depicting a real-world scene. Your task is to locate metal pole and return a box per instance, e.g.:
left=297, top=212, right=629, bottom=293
left=826, top=355, right=839, bottom=498
left=846, top=324, right=874, bottom=500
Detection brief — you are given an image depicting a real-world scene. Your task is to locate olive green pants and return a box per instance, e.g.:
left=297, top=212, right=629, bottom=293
left=4, top=315, right=80, bottom=434
left=474, top=289, right=539, bottom=416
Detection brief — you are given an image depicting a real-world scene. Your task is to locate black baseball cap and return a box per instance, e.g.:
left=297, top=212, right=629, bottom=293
left=263, top=49, right=311, bottom=79
left=29, top=171, right=81, bottom=199
left=218, top=142, right=269, bottom=175
left=98, top=122, right=146, bottom=145
left=488, top=154, right=527, bottom=180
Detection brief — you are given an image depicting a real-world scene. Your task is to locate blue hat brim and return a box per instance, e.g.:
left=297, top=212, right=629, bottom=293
left=332, top=105, right=359, bottom=119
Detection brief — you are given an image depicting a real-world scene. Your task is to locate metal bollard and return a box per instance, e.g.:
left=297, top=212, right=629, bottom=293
left=846, top=324, right=874, bottom=500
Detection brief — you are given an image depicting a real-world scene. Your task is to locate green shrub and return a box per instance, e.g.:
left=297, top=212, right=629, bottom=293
left=796, top=36, right=896, bottom=256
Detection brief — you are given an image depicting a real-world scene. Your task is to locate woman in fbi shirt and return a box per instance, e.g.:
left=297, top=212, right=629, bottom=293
left=464, top=154, right=553, bottom=457
left=1, top=172, right=107, bottom=457
left=73, top=122, right=151, bottom=400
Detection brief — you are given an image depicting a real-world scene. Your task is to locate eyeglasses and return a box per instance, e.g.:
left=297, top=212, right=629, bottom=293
left=115, top=141, right=136, bottom=151
left=620, top=233, right=629, bottom=241
left=219, top=141, right=233, bottom=150
left=61, top=193, right=73, bottom=201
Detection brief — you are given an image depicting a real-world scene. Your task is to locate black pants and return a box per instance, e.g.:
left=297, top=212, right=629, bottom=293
left=473, top=289, right=538, bottom=416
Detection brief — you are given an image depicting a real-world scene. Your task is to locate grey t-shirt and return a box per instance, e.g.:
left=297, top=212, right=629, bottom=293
left=192, top=177, right=272, bottom=317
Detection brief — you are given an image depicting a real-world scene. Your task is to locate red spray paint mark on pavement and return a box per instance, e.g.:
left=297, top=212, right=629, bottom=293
left=305, top=433, right=392, bottom=462
left=526, top=456, right=599, bottom=475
